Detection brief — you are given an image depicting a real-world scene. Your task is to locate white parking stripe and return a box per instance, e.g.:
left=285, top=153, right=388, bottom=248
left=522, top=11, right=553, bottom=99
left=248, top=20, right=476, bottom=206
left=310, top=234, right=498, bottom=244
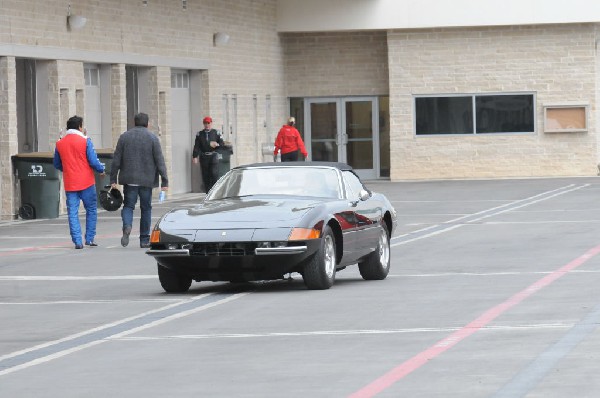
left=0, top=292, right=249, bottom=376
left=111, top=323, right=573, bottom=341
left=0, top=275, right=155, bottom=281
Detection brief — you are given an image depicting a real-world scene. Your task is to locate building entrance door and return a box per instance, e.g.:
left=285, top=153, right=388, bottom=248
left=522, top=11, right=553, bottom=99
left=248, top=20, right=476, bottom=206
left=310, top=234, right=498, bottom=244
left=305, top=97, right=379, bottom=179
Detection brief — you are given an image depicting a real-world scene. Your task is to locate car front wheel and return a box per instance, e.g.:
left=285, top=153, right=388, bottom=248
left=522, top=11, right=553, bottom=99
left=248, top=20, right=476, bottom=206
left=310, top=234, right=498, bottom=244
left=358, top=223, right=390, bottom=280
left=302, top=225, right=336, bottom=290
left=157, top=264, right=192, bottom=293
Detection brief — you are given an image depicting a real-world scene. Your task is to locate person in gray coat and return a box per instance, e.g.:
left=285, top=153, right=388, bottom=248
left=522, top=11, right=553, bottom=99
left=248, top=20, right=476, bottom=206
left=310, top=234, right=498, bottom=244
left=110, top=113, right=168, bottom=248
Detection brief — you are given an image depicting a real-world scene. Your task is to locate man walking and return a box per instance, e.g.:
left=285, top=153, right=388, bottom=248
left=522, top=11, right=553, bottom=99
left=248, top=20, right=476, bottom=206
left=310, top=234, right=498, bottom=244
left=110, top=113, right=168, bottom=248
left=192, top=116, right=225, bottom=192
left=53, top=115, right=105, bottom=249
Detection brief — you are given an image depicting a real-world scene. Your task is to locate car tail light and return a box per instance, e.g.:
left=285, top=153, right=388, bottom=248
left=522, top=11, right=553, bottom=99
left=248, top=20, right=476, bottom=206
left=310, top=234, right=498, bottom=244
left=150, top=230, right=161, bottom=243
left=288, top=228, right=321, bottom=241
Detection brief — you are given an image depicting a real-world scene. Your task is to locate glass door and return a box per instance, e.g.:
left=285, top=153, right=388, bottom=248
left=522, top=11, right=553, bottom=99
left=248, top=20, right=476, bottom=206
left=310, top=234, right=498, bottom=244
left=343, top=98, right=377, bottom=179
left=305, top=97, right=378, bottom=179
left=307, top=99, right=340, bottom=162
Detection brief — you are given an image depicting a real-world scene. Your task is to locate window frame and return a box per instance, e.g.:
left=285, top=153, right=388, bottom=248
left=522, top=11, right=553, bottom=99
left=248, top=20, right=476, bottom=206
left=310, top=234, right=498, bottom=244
left=413, top=92, right=536, bottom=136
left=543, top=103, right=588, bottom=133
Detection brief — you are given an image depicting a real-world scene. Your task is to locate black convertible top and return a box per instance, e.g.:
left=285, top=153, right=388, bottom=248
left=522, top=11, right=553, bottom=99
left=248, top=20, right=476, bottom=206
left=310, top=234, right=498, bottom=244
left=237, top=161, right=353, bottom=171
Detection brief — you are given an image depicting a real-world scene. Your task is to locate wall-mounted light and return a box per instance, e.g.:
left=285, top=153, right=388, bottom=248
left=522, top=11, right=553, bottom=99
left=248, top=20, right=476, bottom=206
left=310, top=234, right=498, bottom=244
left=213, top=32, right=230, bottom=47
left=67, top=4, right=87, bottom=30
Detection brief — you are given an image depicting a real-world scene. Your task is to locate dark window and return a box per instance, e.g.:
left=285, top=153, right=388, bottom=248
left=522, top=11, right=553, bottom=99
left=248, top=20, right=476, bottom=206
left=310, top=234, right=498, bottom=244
left=416, top=97, right=472, bottom=135
left=475, top=95, right=534, bottom=133
left=415, top=94, right=534, bottom=135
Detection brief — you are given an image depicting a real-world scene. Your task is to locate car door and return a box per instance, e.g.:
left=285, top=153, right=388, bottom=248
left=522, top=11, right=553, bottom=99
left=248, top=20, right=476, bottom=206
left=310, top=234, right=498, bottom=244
left=342, top=170, right=382, bottom=259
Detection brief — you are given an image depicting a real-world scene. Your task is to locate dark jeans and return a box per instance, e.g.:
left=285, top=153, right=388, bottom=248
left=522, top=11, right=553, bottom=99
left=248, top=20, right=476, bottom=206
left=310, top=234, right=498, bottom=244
left=122, top=185, right=153, bottom=244
left=200, top=153, right=219, bottom=192
left=281, top=151, right=299, bottom=162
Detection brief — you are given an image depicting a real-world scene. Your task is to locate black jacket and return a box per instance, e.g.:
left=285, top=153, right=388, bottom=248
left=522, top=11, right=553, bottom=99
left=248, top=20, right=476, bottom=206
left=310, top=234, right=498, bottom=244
left=192, top=129, right=225, bottom=157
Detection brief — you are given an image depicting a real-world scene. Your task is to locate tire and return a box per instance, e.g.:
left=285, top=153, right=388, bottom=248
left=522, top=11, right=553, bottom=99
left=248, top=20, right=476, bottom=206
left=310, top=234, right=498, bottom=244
left=157, top=264, right=192, bottom=293
left=358, top=223, right=390, bottom=280
left=19, top=203, right=35, bottom=220
left=302, top=225, right=336, bottom=290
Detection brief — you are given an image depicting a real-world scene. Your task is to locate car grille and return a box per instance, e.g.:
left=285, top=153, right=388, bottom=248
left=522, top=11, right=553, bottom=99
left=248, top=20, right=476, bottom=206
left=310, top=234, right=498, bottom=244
left=190, top=243, right=255, bottom=256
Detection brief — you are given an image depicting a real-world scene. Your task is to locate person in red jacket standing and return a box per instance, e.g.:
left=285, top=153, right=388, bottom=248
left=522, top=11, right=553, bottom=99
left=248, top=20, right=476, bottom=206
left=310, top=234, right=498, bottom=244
left=54, top=115, right=105, bottom=249
left=273, top=117, right=308, bottom=162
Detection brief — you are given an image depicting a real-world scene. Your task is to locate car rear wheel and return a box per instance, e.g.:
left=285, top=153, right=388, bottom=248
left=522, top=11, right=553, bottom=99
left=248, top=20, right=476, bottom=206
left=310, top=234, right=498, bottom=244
left=157, top=264, right=192, bottom=293
left=358, top=223, right=390, bottom=280
left=302, top=225, right=336, bottom=290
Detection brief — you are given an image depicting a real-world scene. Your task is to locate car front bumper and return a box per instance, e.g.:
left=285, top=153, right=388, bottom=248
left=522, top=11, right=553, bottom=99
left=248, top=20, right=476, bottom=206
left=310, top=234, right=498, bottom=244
left=146, top=241, right=319, bottom=282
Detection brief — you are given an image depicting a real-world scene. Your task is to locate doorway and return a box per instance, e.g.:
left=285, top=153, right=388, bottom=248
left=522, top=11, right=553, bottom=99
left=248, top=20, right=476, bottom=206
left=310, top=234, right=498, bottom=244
left=305, top=97, right=379, bottom=180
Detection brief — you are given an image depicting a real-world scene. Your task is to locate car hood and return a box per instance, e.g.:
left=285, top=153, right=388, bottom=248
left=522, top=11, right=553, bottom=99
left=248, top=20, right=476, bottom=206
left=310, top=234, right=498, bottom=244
left=159, top=197, right=323, bottom=230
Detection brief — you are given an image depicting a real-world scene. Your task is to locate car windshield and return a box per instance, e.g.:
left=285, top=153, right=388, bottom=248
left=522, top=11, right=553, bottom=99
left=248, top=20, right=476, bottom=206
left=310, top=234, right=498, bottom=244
left=207, top=167, right=342, bottom=200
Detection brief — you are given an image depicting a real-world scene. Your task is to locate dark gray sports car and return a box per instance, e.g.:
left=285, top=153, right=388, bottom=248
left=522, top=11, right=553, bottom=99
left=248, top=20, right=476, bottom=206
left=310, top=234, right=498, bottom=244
left=146, top=162, right=397, bottom=292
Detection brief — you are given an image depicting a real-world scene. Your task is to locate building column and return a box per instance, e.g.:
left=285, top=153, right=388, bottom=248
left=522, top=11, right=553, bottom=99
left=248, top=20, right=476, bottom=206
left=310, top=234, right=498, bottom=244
left=110, top=64, right=127, bottom=146
left=0, top=57, right=18, bottom=220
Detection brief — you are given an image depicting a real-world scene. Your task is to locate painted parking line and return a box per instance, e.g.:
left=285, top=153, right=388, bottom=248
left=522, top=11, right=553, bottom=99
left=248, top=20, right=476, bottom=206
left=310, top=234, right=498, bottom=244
left=391, top=184, right=589, bottom=247
left=0, top=292, right=250, bottom=376
left=492, top=303, right=600, bottom=398
left=0, top=275, right=155, bottom=281
left=110, top=323, right=573, bottom=342
left=348, top=242, right=600, bottom=398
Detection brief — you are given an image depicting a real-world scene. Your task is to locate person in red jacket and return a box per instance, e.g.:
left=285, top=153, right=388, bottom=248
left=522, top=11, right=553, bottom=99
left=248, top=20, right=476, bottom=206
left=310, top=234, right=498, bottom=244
left=53, top=116, right=105, bottom=249
left=273, top=117, right=308, bottom=162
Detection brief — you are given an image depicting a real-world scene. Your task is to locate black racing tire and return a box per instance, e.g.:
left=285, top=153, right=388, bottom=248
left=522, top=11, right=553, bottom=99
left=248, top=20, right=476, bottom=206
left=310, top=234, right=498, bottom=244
left=18, top=203, right=36, bottom=220
left=358, top=223, right=390, bottom=280
left=157, top=264, right=192, bottom=293
left=302, top=225, right=336, bottom=290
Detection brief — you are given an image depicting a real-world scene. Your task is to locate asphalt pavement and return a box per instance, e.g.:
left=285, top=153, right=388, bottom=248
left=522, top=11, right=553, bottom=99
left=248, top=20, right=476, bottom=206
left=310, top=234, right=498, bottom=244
left=1, top=177, right=600, bottom=397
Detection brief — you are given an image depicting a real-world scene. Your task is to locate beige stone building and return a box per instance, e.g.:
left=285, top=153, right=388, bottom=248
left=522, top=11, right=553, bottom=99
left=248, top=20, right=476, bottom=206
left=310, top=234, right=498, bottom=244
left=1, top=0, right=600, bottom=220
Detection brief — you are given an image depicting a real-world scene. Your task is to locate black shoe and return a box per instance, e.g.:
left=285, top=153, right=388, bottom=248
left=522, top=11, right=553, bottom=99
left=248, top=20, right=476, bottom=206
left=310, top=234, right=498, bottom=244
left=121, top=226, right=132, bottom=247
left=85, top=241, right=98, bottom=247
left=75, top=244, right=84, bottom=249
left=140, top=242, right=151, bottom=248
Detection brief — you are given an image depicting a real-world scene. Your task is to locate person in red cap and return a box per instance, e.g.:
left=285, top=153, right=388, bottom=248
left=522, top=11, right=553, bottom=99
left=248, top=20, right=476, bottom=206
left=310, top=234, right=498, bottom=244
left=192, top=116, right=226, bottom=192
left=273, top=117, right=308, bottom=162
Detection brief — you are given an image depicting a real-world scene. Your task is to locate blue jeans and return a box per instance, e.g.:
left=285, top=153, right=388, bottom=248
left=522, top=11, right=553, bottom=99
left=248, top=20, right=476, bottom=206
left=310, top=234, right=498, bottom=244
left=122, top=185, right=153, bottom=244
left=66, top=185, right=97, bottom=245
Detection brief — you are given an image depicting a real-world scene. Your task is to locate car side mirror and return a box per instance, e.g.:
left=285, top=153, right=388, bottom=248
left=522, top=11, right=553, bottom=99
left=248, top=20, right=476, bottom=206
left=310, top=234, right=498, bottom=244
left=359, top=189, right=370, bottom=201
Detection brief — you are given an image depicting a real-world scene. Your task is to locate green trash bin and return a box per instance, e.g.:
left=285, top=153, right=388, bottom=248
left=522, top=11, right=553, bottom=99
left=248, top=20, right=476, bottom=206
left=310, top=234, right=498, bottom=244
left=95, top=149, right=113, bottom=195
left=216, top=145, right=233, bottom=178
left=12, top=153, right=61, bottom=220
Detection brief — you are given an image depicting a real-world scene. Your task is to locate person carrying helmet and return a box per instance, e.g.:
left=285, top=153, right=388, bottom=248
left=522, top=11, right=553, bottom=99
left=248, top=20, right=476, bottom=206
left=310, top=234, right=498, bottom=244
left=192, top=116, right=225, bottom=192
left=110, top=113, right=169, bottom=248
left=273, top=117, right=308, bottom=162
left=53, top=115, right=105, bottom=249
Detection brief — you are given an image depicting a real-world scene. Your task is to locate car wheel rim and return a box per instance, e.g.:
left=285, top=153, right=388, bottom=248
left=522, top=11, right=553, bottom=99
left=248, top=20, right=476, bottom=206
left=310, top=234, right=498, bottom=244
left=379, top=229, right=389, bottom=269
left=324, top=235, right=335, bottom=278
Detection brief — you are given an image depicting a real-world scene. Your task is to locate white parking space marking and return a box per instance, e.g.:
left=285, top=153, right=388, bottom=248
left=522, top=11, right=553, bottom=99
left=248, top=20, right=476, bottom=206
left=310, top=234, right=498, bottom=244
left=392, top=184, right=589, bottom=247
left=0, top=299, right=181, bottom=305
left=0, top=275, right=155, bottom=281
left=0, top=292, right=250, bottom=376
left=111, top=323, right=573, bottom=342
left=388, top=270, right=600, bottom=278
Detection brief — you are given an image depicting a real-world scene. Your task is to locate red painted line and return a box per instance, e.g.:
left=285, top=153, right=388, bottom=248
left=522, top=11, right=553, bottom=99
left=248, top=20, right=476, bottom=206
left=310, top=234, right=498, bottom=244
left=0, top=233, right=123, bottom=257
left=349, top=243, right=600, bottom=398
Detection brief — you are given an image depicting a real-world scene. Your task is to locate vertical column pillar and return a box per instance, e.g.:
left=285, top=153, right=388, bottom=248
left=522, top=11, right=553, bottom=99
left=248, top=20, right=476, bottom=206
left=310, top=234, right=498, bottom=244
left=0, top=57, right=18, bottom=220
left=111, top=64, right=127, bottom=146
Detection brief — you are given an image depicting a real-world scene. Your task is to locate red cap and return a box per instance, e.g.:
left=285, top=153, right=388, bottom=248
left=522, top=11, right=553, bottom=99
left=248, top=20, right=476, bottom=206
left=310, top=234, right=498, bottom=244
left=203, top=116, right=212, bottom=124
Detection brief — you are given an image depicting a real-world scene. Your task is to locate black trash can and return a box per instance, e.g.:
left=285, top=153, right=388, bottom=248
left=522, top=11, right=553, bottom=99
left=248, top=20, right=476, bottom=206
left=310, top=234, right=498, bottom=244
left=216, top=145, right=233, bottom=178
left=12, top=153, right=61, bottom=220
left=95, top=149, right=113, bottom=196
